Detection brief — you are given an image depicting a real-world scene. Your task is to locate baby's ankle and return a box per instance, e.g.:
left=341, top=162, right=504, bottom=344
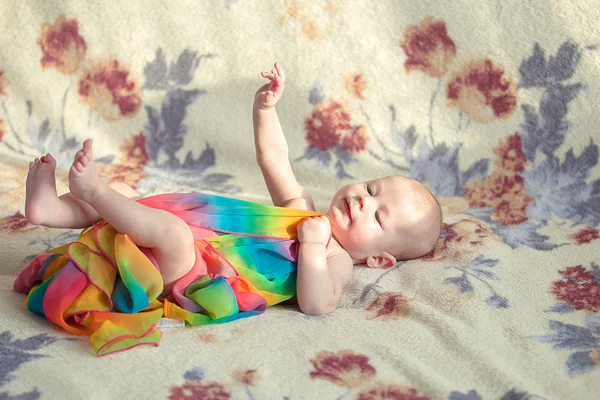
left=83, top=181, right=108, bottom=204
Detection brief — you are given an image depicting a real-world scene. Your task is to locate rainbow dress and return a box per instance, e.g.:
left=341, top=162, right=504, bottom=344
left=14, top=193, right=326, bottom=356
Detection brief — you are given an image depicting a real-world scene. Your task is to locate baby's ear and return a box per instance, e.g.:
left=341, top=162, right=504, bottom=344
left=366, top=252, right=396, bottom=269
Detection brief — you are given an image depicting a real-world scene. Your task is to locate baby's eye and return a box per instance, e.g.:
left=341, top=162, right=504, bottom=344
left=366, top=184, right=374, bottom=196
left=375, top=211, right=382, bottom=226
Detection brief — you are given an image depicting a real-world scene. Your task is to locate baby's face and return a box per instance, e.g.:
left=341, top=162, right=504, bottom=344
left=327, top=176, right=425, bottom=262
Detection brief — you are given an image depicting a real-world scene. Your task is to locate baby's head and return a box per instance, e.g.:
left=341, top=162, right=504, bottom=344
left=327, top=175, right=442, bottom=268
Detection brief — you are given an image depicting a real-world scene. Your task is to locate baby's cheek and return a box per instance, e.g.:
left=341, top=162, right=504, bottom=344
left=346, top=230, right=373, bottom=252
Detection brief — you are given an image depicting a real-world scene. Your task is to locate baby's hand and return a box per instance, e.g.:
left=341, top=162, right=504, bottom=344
left=255, top=62, right=286, bottom=110
left=298, top=216, right=331, bottom=246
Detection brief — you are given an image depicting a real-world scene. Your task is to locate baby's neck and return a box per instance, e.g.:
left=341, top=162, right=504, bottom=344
left=327, top=235, right=360, bottom=264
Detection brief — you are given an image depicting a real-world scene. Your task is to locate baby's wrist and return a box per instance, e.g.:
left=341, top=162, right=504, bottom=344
left=299, top=240, right=327, bottom=248
left=254, top=104, right=274, bottom=112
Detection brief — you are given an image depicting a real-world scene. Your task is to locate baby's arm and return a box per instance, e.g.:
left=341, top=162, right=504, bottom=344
left=296, top=216, right=353, bottom=315
left=253, top=64, right=350, bottom=313
left=253, top=63, right=315, bottom=209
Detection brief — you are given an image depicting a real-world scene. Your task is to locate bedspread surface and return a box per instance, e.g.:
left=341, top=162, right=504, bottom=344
left=0, top=1, right=598, bottom=399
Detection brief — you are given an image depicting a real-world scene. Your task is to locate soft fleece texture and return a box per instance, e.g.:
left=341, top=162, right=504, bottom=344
left=0, top=1, right=599, bottom=399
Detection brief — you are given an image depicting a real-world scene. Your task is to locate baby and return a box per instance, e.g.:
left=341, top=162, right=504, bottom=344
left=23, top=62, right=442, bottom=316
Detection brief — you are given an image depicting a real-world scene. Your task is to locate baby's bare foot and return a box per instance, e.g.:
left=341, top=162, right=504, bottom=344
left=25, top=154, right=58, bottom=225
left=68, top=139, right=103, bottom=203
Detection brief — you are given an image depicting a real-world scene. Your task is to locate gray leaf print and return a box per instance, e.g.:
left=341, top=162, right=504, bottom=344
left=183, top=365, right=205, bottom=381
left=547, top=302, right=574, bottom=314
left=167, top=50, right=215, bottom=88
left=333, top=145, right=358, bottom=165
left=486, top=295, right=509, bottom=308
left=315, top=149, right=331, bottom=168
left=45, top=131, right=77, bottom=170
left=518, top=43, right=547, bottom=88
left=201, top=174, right=241, bottom=194
left=524, top=142, right=600, bottom=226
left=547, top=320, right=598, bottom=349
left=444, top=256, right=508, bottom=308
left=492, top=221, right=558, bottom=250
left=520, top=83, right=582, bottom=160
left=392, top=124, right=417, bottom=161
left=9, top=334, right=60, bottom=352
left=461, top=159, right=490, bottom=185
left=182, top=144, right=216, bottom=171
left=0, top=388, right=41, bottom=400
left=499, top=389, right=534, bottom=400
left=161, top=88, right=205, bottom=161
left=143, top=105, right=163, bottom=161
left=295, top=147, right=324, bottom=162
left=547, top=41, right=580, bottom=83
left=518, top=41, right=580, bottom=88
left=588, top=314, right=600, bottom=336
left=142, top=48, right=168, bottom=90
left=94, top=155, right=115, bottom=165
left=143, top=89, right=205, bottom=165
left=531, top=315, right=600, bottom=376
left=444, top=275, right=474, bottom=292
left=538, top=82, right=583, bottom=155
left=448, top=390, right=482, bottom=400
left=335, top=160, right=354, bottom=180
left=24, top=231, right=80, bottom=263
left=519, top=105, right=544, bottom=161
left=25, top=118, right=51, bottom=153
left=565, top=351, right=596, bottom=376
left=410, top=142, right=462, bottom=196
left=309, top=81, right=325, bottom=105
left=201, top=173, right=236, bottom=187
left=0, top=331, right=62, bottom=396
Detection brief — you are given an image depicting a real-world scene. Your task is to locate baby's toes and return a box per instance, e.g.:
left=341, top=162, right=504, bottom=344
left=72, top=161, right=84, bottom=173
left=43, top=153, right=57, bottom=167
left=79, top=155, right=89, bottom=167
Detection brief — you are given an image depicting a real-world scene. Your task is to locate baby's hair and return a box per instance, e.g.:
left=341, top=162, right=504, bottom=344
left=395, top=182, right=443, bottom=260
left=424, top=187, right=443, bottom=240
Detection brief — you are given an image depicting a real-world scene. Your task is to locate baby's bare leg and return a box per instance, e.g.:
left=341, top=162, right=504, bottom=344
left=68, top=140, right=195, bottom=285
left=25, top=155, right=140, bottom=229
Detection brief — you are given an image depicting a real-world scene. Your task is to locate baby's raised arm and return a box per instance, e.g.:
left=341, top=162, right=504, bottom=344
left=253, top=63, right=315, bottom=210
left=253, top=63, right=352, bottom=315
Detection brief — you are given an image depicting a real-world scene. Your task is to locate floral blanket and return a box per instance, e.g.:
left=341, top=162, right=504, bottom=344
left=0, top=1, right=598, bottom=399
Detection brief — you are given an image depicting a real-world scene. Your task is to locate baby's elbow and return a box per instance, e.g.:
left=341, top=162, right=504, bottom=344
left=300, top=304, right=331, bottom=316
left=298, top=298, right=336, bottom=316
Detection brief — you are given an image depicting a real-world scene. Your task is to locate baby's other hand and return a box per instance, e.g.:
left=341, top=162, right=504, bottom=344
left=255, top=62, right=285, bottom=110
left=298, top=215, right=331, bottom=246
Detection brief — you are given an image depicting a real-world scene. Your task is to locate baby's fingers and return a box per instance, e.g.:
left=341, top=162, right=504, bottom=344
left=263, top=90, right=273, bottom=101
left=274, top=62, right=285, bottom=81
left=260, top=71, right=276, bottom=81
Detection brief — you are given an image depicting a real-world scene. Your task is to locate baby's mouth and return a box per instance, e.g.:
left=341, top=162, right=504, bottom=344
left=344, top=198, right=353, bottom=223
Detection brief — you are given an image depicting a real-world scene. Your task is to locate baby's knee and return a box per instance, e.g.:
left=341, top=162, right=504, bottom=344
left=162, top=218, right=195, bottom=253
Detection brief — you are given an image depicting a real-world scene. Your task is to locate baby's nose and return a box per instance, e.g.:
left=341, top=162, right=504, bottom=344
left=358, top=195, right=369, bottom=210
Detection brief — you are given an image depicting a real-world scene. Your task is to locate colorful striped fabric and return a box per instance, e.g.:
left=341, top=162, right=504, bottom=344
left=13, top=193, right=326, bottom=356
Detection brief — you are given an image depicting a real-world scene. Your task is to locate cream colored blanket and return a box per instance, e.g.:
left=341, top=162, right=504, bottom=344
left=1, top=1, right=599, bottom=399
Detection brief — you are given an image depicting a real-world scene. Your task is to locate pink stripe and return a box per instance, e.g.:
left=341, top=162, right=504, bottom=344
left=43, top=262, right=88, bottom=326
left=96, top=324, right=162, bottom=357
left=13, top=253, right=50, bottom=293
left=189, top=222, right=295, bottom=240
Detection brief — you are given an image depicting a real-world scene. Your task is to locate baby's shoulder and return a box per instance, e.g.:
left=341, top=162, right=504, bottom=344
left=283, top=197, right=316, bottom=211
left=326, top=240, right=353, bottom=278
